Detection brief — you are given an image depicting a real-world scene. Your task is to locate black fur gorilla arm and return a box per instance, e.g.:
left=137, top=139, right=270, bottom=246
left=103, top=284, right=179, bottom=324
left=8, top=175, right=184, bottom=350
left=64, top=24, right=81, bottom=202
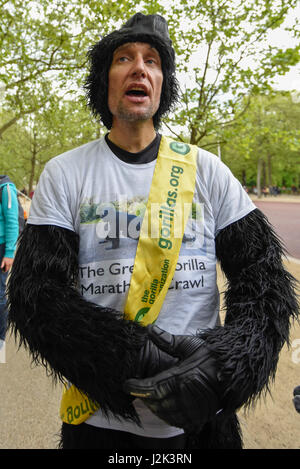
left=7, top=224, right=175, bottom=422
left=201, top=208, right=299, bottom=412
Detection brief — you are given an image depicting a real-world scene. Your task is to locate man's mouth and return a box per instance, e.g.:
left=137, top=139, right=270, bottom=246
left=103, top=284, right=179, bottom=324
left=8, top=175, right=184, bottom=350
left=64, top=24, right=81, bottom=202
left=124, top=85, right=149, bottom=102
left=126, top=89, right=147, bottom=97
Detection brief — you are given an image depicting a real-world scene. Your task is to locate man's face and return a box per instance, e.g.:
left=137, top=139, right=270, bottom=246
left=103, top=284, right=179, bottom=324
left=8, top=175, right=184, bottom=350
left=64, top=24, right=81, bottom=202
left=108, top=42, right=163, bottom=125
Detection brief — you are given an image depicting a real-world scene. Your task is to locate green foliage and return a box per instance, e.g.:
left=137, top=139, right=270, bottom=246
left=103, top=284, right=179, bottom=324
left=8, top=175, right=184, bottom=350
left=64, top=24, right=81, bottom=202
left=0, top=99, right=100, bottom=191
left=219, top=92, right=300, bottom=191
left=0, top=0, right=299, bottom=193
left=0, top=0, right=163, bottom=136
left=162, top=0, right=300, bottom=145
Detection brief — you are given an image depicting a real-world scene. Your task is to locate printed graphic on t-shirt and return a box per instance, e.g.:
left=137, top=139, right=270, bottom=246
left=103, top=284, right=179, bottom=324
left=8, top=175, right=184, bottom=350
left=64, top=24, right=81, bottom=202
left=79, top=195, right=205, bottom=256
left=79, top=195, right=145, bottom=256
left=78, top=194, right=208, bottom=304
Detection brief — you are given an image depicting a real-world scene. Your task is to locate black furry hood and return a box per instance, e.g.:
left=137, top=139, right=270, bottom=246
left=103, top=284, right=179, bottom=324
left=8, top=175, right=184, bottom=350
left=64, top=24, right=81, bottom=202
left=84, top=13, right=179, bottom=130
left=92, top=13, right=176, bottom=74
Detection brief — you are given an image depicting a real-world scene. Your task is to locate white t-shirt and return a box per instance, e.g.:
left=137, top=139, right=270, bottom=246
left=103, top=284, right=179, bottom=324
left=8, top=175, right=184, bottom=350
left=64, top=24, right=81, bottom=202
left=28, top=136, right=256, bottom=438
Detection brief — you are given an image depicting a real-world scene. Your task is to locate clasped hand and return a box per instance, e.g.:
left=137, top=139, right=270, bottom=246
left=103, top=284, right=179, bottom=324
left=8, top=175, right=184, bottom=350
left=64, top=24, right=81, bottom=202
left=124, top=325, right=223, bottom=433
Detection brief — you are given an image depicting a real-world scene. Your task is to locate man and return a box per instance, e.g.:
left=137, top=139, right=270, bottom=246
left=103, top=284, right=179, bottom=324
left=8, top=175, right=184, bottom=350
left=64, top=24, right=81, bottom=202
left=0, top=175, right=19, bottom=341
left=7, top=13, right=298, bottom=449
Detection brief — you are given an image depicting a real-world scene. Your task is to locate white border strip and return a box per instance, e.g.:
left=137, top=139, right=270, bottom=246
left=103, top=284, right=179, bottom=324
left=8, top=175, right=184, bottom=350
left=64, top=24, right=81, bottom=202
left=0, top=340, right=6, bottom=363
left=286, top=256, right=300, bottom=265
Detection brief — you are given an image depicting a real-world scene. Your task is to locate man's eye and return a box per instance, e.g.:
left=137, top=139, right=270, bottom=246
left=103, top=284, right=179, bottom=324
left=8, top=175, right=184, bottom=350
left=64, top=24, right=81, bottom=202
left=119, top=57, right=128, bottom=62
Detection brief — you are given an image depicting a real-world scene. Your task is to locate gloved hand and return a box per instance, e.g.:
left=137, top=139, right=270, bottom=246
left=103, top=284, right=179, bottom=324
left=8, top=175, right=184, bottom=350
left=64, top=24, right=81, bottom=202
left=124, top=325, right=223, bottom=432
left=293, top=386, right=300, bottom=413
left=134, top=328, right=179, bottom=379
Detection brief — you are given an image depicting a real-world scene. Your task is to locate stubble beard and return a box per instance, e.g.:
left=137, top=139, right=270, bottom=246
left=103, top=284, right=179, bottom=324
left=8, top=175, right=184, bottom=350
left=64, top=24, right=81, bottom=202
left=116, top=102, right=157, bottom=123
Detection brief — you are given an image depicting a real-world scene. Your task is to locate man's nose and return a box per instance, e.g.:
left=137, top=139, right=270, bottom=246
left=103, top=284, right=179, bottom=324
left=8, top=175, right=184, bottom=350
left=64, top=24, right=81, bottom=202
left=131, top=56, right=146, bottom=78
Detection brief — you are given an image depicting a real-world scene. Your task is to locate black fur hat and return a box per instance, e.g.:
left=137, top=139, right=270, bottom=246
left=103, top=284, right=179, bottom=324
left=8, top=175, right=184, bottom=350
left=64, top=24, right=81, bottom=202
left=84, top=13, right=179, bottom=130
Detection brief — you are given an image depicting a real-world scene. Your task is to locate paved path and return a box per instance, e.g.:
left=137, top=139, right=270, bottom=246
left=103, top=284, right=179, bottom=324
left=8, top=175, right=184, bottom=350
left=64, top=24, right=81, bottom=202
left=0, top=337, right=62, bottom=449
left=254, top=200, right=300, bottom=260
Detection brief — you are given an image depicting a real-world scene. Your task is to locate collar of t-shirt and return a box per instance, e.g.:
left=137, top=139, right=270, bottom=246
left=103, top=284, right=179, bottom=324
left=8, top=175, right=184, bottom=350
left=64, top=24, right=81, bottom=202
left=105, top=133, right=161, bottom=164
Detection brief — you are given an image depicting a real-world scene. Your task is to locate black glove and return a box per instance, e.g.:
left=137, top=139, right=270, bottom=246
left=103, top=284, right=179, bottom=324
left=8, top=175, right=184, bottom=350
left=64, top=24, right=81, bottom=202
left=293, top=386, right=300, bottom=413
left=124, top=325, right=223, bottom=432
left=134, top=328, right=179, bottom=379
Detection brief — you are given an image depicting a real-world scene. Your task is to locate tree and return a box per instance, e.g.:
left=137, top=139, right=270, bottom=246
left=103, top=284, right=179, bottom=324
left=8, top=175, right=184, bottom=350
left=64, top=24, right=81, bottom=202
left=219, top=92, right=300, bottom=195
left=0, top=0, right=82, bottom=136
left=0, top=0, right=165, bottom=137
left=0, top=0, right=168, bottom=186
left=0, top=98, right=100, bottom=191
left=162, top=0, right=300, bottom=145
left=1, top=0, right=300, bottom=191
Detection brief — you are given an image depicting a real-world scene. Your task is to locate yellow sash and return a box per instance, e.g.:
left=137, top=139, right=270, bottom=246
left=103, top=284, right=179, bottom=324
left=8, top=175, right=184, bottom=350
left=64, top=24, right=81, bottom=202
left=59, top=136, right=198, bottom=425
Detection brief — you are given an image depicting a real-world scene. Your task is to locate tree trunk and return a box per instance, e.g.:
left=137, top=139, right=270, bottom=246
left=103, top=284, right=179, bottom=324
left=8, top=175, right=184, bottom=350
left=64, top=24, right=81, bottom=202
left=190, top=126, right=197, bottom=145
left=242, top=169, right=246, bottom=186
left=267, top=154, right=272, bottom=187
left=262, top=160, right=266, bottom=188
left=257, top=158, right=263, bottom=198
left=28, top=130, right=37, bottom=194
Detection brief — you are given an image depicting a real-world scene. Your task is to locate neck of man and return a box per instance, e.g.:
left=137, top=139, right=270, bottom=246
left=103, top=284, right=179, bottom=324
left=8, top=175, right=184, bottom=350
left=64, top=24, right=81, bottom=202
left=108, top=118, right=157, bottom=153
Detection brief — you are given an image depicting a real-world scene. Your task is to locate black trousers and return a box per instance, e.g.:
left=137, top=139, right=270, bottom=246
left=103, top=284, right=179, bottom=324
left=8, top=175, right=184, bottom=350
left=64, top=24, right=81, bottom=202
left=60, top=422, right=187, bottom=449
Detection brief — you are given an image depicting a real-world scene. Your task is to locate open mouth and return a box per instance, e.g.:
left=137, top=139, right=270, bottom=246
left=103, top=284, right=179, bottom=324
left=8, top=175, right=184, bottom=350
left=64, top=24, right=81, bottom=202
left=125, top=89, right=147, bottom=97
left=124, top=88, right=149, bottom=104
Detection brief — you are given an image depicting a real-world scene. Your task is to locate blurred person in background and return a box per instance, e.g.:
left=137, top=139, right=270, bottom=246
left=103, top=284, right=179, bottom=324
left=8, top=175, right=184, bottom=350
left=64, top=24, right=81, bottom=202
left=0, top=175, right=19, bottom=341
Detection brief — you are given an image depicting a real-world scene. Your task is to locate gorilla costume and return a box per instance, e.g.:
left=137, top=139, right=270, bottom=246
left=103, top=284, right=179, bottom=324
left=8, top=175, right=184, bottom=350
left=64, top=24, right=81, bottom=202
left=7, top=14, right=299, bottom=449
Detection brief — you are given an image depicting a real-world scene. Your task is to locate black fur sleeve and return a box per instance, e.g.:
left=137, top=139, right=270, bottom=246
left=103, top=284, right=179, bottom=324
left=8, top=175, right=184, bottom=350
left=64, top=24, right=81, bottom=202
left=200, top=208, right=299, bottom=413
left=7, top=224, right=149, bottom=421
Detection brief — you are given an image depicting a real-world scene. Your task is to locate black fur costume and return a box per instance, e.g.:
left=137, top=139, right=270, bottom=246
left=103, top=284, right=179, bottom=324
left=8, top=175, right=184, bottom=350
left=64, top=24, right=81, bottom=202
left=7, top=12, right=299, bottom=451
left=7, top=208, right=299, bottom=449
